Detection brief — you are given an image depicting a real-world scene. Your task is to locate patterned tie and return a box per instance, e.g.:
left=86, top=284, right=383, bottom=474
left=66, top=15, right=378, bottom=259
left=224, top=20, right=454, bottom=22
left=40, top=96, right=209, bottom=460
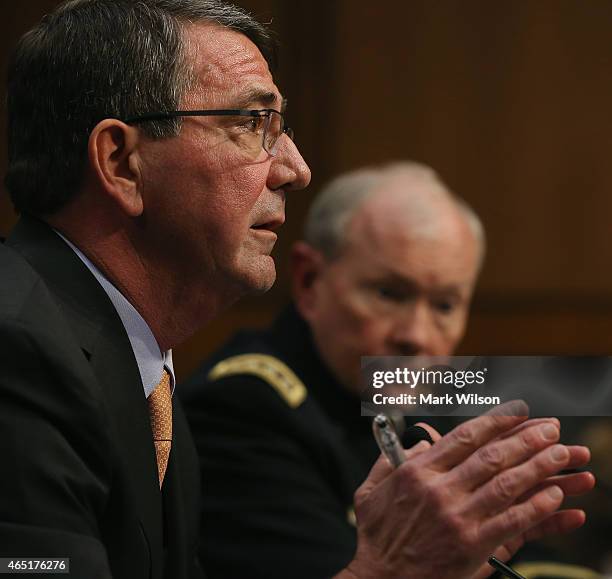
left=148, top=369, right=173, bottom=487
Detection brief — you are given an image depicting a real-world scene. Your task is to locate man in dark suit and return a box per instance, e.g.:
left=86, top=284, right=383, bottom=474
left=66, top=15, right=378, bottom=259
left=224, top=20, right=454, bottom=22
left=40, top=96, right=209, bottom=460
left=0, top=1, right=310, bottom=577
left=182, top=163, right=597, bottom=579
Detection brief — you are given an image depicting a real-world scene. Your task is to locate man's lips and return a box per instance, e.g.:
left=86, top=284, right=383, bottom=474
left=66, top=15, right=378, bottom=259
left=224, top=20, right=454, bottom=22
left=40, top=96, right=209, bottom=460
left=250, top=214, right=285, bottom=232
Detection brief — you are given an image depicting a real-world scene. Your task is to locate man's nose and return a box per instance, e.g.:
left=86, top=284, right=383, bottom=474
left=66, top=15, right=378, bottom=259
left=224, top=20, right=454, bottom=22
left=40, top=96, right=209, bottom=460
left=388, top=304, right=434, bottom=356
left=267, top=136, right=311, bottom=192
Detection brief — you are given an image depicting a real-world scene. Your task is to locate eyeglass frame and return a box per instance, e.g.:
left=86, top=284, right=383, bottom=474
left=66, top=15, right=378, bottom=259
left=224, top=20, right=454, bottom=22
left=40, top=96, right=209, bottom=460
left=122, top=108, right=294, bottom=157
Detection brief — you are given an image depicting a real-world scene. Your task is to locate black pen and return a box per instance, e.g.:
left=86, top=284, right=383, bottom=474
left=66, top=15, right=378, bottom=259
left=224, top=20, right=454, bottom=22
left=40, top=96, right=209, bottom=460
left=488, top=556, right=527, bottom=579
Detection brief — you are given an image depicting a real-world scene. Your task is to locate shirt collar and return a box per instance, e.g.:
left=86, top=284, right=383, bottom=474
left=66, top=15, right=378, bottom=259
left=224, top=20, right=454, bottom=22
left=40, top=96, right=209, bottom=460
left=55, top=231, right=175, bottom=398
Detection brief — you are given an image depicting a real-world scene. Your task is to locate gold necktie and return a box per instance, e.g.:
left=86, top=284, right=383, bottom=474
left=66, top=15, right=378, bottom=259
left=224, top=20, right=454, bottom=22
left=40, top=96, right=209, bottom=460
left=148, top=369, right=172, bottom=487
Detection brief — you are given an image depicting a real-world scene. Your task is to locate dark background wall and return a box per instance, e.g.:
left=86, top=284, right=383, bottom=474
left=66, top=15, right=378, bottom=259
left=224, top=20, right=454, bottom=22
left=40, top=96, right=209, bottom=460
left=4, top=1, right=612, bottom=380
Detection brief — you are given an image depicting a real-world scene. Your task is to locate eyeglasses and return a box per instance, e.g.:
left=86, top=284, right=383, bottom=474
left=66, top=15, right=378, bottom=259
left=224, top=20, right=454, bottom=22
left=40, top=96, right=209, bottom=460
left=123, top=108, right=294, bottom=158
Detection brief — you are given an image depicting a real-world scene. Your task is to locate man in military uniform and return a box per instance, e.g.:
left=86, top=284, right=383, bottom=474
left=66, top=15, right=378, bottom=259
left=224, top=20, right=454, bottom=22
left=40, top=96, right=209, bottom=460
left=181, top=162, right=595, bottom=579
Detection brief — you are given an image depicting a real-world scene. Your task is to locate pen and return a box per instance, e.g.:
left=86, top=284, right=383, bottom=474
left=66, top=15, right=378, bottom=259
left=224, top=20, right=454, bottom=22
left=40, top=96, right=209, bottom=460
left=373, top=414, right=526, bottom=579
left=488, top=556, right=527, bottom=579
left=372, top=413, right=406, bottom=467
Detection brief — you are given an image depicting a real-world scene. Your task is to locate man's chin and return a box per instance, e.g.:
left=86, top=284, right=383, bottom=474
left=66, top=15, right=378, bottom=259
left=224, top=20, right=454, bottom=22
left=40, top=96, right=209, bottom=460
left=237, top=255, right=277, bottom=295
left=251, top=261, right=277, bottom=294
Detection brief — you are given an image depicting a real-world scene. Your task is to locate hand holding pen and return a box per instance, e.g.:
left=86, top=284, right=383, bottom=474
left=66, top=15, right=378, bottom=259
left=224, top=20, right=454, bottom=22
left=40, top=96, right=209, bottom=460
left=334, top=403, right=594, bottom=579
left=372, top=413, right=529, bottom=579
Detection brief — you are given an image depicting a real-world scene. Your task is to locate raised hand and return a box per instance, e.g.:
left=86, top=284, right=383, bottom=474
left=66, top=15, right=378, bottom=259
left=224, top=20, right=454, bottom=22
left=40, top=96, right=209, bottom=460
left=335, top=403, right=593, bottom=579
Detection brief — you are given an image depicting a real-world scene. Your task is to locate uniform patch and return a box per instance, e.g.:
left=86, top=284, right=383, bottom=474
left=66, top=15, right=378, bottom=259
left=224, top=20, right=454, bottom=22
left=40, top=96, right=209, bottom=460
left=208, top=354, right=307, bottom=408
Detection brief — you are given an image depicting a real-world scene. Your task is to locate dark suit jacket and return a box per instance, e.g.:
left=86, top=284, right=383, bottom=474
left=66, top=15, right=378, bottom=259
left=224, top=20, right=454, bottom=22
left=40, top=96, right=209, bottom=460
left=0, top=216, right=203, bottom=579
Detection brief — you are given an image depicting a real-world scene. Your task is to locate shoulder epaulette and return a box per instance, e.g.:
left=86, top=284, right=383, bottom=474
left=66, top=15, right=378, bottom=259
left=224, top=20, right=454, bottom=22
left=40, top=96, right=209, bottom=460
left=207, top=353, right=307, bottom=408
left=513, top=562, right=600, bottom=578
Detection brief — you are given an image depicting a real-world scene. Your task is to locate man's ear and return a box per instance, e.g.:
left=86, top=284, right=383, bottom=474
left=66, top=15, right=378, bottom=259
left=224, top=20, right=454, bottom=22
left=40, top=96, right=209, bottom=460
left=290, top=241, right=326, bottom=320
left=88, top=119, right=144, bottom=217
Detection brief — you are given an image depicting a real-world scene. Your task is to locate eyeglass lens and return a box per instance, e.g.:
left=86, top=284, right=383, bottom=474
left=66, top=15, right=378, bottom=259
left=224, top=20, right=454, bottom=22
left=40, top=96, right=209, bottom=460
left=264, top=110, right=283, bottom=156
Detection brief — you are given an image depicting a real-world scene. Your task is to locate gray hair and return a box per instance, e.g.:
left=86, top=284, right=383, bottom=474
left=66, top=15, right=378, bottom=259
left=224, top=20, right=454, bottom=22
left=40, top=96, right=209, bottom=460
left=5, top=0, right=275, bottom=216
left=304, top=161, right=486, bottom=263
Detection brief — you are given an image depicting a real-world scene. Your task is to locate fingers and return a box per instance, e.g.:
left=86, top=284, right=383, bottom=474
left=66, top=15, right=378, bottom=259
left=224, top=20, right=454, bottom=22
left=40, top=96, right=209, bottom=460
left=497, top=417, right=559, bottom=440
left=402, top=425, right=435, bottom=450
left=519, top=471, right=595, bottom=501
left=448, top=421, right=560, bottom=490
left=471, top=536, right=524, bottom=579
left=522, top=509, right=587, bottom=541
left=484, top=400, right=529, bottom=419
left=471, top=562, right=496, bottom=579
left=488, top=536, right=524, bottom=567
left=473, top=509, right=587, bottom=579
left=424, top=402, right=529, bottom=471
left=510, top=446, right=592, bottom=502
left=468, top=444, right=571, bottom=517
left=554, top=471, right=596, bottom=495
left=358, top=440, right=432, bottom=495
left=564, top=445, right=591, bottom=469
left=405, top=439, right=432, bottom=458
left=414, top=422, right=441, bottom=443
left=478, top=484, right=565, bottom=548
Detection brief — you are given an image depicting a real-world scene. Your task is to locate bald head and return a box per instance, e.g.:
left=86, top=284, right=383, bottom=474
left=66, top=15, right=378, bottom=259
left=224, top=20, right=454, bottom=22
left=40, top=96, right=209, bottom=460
left=293, top=161, right=484, bottom=393
left=304, top=161, right=484, bottom=266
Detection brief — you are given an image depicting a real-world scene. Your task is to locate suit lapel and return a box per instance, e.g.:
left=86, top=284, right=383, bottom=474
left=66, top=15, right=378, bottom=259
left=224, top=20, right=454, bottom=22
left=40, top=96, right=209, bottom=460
left=7, top=216, right=164, bottom=573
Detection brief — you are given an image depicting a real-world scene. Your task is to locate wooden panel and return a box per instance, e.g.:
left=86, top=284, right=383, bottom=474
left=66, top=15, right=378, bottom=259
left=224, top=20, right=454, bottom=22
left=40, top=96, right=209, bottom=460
left=0, top=1, right=63, bottom=234
left=329, top=0, right=612, bottom=297
left=4, top=1, right=612, bottom=361
left=460, top=295, right=612, bottom=355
